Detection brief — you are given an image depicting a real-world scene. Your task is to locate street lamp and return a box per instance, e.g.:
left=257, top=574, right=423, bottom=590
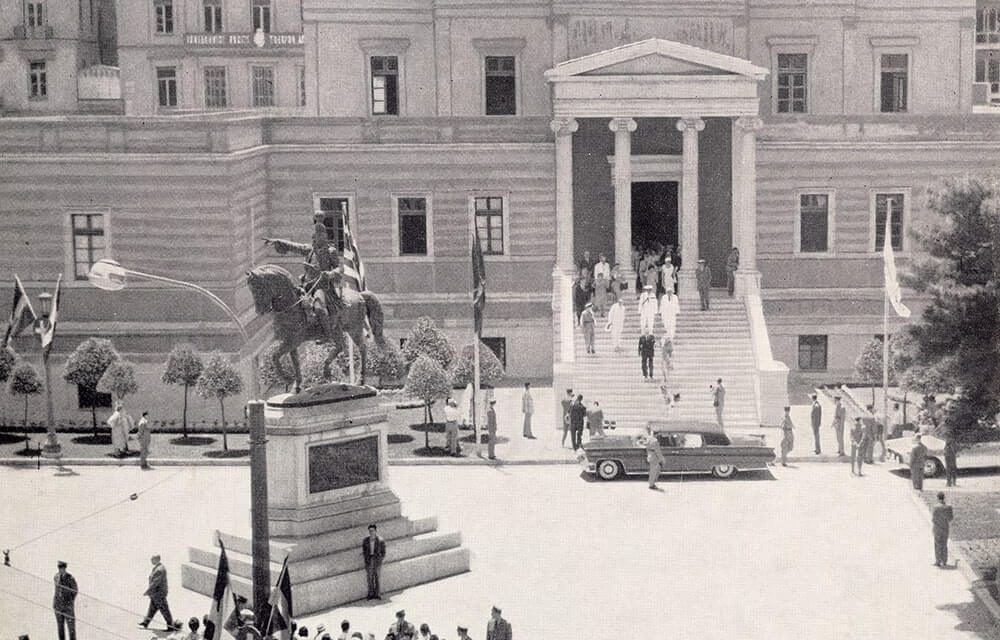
left=87, top=258, right=271, bottom=626
left=34, top=290, right=60, bottom=458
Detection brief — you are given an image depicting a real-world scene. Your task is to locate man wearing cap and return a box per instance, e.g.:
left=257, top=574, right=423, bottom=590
left=638, top=284, right=657, bottom=333
left=485, top=606, right=511, bottom=640
left=53, top=560, right=78, bottom=640
left=810, top=394, right=823, bottom=455
left=696, top=259, right=712, bottom=311
left=832, top=396, right=847, bottom=457
left=362, top=524, right=386, bottom=599
left=486, top=399, right=498, bottom=460
left=389, top=610, right=416, bottom=640
left=140, top=554, right=174, bottom=630
left=932, top=492, right=954, bottom=567
left=580, top=302, right=596, bottom=354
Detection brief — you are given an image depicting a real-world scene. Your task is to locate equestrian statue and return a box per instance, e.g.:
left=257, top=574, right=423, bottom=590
left=248, top=211, right=385, bottom=393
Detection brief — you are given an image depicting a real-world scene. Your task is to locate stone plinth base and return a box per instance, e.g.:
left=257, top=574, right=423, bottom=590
left=182, top=383, right=469, bottom=615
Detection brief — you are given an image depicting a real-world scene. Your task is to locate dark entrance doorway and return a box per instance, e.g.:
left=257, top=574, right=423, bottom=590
left=631, top=181, right=678, bottom=253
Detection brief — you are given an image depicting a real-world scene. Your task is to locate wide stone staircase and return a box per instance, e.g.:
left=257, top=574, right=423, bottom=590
left=569, top=291, right=760, bottom=430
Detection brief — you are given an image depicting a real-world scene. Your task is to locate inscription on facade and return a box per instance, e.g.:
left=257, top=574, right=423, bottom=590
left=183, top=32, right=304, bottom=48
left=568, top=17, right=733, bottom=58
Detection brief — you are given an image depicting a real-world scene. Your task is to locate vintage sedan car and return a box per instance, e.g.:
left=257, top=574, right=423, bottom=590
left=581, top=420, right=775, bottom=480
left=886, top=428, right=1000, bottom=477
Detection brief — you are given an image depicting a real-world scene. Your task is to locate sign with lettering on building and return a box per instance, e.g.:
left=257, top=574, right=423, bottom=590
left=183, top=32, right=304, bottom=48
left=568, top=17, right=733, bottom=58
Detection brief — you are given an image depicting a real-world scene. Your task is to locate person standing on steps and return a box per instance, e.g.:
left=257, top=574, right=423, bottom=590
left=671, top=245, right=682, bottom=295
left=521, top=382, right=534, bottom=439
left=638, top=284, right=657, bottom=334
left=561, top=389, right=573, bottom=448
left=932, top=492, right=954, bottom=567
left=659, top=336, right=674, bottom=383
left=573, top=270, right=591, bottom=327
left=362, top=524, right=386, bottom=599
left=695, top=259, right=712, bottom=311
left=832, top=396, right=847, bottom=457
left=725, top=247, right=740, bottom=297
left=659, top=288, right=679, bottom=340
left=810, top=395, right=822, bottom=455
left=638, top=329, right=656, bottom=382
left=581, top=302, right=596, bottom=354
left=605, top=297, right=625, bottom=353
left=711, top=379, right=726, bottom=428
left=779, top=406, right=795, bottom=466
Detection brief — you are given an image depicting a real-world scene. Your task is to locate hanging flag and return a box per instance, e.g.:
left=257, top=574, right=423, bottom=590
left=882, top=199, right=911, bottom=318
left=203, top=540, right=234, bottom=640
left=267, top=557, right=294, bottom=640
left=40, top=274, right=62, bottom=356
left=3, top=275, right=36, bottom=349
left=340, top=203, right=366, bottom=292
left=472, top=232, right=487, bottom=335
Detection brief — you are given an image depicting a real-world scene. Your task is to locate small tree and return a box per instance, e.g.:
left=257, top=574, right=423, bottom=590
left=403, top=355, right=452, bottom=450
left=450, top=341, right=506, bottom=388
left=63, top=338, right=120, bottom=436
left=366, top=339, right=407, bottom=387
left=9, top=361, right=43, bottom=448
left=854, top=338, right=895, bottom=405
left=97, top=361, right=139, bottom=404
left=402, top=317, right=455, bottom=371
left=0, top=346, right=16, bottom=424
left=196, top=353, right=244, bottom=451
left=162, top=346, right=204, bottom=438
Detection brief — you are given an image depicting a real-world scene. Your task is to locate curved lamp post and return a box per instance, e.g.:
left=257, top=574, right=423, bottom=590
left=87, top=258, right=270, bottom=625
left=34, top=289, right=59, bottom=458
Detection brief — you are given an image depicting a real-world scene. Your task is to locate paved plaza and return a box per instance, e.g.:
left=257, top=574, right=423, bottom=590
left=1, top=462, right=997, bottom=639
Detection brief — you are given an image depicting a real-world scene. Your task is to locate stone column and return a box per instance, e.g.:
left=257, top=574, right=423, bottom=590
left=676, top=117, right=704, bottom=300
left=734, top=116, right=763, bottom=296
left=551, top=117, right=578, bottom=364
left=609, top=117, right=637, bottom=277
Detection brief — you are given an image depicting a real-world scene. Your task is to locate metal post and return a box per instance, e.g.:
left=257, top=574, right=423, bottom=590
left=248, top=400, right=271, bottom=627
left=882, top=278, right=889, bottom=463
left=41, top=349, right=60, bottom=457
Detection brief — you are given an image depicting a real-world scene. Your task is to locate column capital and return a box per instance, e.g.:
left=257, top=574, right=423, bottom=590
left=550, top=117, right=579, bottom=136
left=676, top=117, right=705, bottom=133
left=735, top=116, right=764, bottom=133
left=608, top=117, right=638, bottom=133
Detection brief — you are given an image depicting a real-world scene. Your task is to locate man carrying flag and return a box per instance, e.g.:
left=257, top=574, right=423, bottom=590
left=4, top=275, right=36, bottom=348
left=266, top=557, right=293, bottom=640
left=203, top=539, right=234, bottom=640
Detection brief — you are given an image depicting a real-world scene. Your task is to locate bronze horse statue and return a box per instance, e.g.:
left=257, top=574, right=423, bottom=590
left=246, top=264, right=385, bottom=393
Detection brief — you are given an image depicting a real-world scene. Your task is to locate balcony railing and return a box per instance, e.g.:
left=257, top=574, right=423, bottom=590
left=12, top=24, right=54, bottom=39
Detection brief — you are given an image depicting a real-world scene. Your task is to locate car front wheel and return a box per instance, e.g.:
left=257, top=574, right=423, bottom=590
left=711, top=464, right=736, bottom=479
left=596, top=460, right=622, bottom=481
left=924, top=457, right=943, bottom=478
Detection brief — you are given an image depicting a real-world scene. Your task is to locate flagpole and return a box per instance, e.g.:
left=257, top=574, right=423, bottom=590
left=881, top=197, right=893, bottom=463
left=473, top=328, right=481, bottom=456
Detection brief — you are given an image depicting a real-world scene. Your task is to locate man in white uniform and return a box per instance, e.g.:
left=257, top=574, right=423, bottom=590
left=638, top=284, right=657, bottom=334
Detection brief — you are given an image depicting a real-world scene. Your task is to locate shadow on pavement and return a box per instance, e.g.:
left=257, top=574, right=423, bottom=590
left=0, top=432, right=26, bottom=445
left=577, top=468, right=776, bottom=483
left=169, top=436, right=216, bottom=446
left=459, top=434, right=509, bottom=445
left=72, top=434, right=112, bottom=445
left=936, top=600, right=1000, bottom=639
left=387, top=434, right=414, bottom=444
left=203, top=449, right=250, bottom=459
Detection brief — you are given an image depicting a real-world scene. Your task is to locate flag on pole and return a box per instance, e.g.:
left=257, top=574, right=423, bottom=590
left=472, top=232, right=487, bottom=336
left=882, top=199, right=911, bottom=318
left=340, top=203, right=366, bottom=292
left=203, top=540, right=234, bottom=640
left=266, top=557, right=293, bottom=640
left=40, top=274, right=61, bottom=356
left=3, top=275, right=36, bottom=349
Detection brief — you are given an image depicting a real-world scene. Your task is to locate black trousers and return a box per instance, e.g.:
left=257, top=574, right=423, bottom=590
left=571, top=426, right=584, bottom=450
left=641, top=354, right=654, bottom=378
left=366, top=561, right=382, bottom=598
left=144, top=595, right=173, bottom=626
left=56, top=611, right=76, bottom=640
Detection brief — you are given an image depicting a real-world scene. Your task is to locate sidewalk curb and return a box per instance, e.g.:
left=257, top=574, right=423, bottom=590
left=0, top=456, right=581, bottom=468
left=906, top=489, right=1000, bottom=625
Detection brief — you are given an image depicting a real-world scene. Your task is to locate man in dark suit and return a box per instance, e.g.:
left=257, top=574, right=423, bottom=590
left=139, top=554, right=174, bottom=630
left=485, top=606, right=511, bottom=640
left=53, top=560, right=78, bottom=640
left=932, top=492, right=954, bottom=567
left=638, top=330, right=656, bottom=381
left=810, top=394, right=822, bottom=455
left=569, top=395, right=587, bottom=451
left=362, top=524, right=386, bottom=599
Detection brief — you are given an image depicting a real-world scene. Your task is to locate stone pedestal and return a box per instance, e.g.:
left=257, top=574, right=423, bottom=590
left=182, top=384, right=470, bottom=616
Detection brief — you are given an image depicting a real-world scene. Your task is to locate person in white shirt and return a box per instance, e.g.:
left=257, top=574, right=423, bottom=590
left=638, top=285, right=657, bottom=333
left=605, top=298, right=625, bottom=353
left=521, top=382, right=535, bottom=439
left=444, top=398, right=461, bottom=456
left=659, top=289, right=679, bottom=340
left=593, top=253, right=611, bottom=281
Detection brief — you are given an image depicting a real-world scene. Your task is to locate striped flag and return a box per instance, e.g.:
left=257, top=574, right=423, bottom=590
left=266, top=557, right=293, bottom=640
left=40, top=274, right=61, bottom=356
left=203, top=540, right=234, bottom=640
left=472, top=232, right=486, bottom=336
left=340, top=203, right=366, bottom=292
left=882, top=198, right=911, bottom=318
left=3, top=275, right=36, bottom=349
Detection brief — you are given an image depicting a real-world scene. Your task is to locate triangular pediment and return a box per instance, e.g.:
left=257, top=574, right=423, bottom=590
left=545, top=38, right=768, bottom=82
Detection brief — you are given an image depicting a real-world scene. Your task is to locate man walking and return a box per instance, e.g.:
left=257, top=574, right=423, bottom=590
left=658, top=289, right=679, bottom=340
left=486, top=399, right=498, bottom=460
left=139, top=554, right=174, bottom=630
left=711, top=379, right=726, bottom=428
left=832, top=396, right=847, bottom=456
left=638, top=330, right=656, bottom=381
left=932, top=492, right=954, bottom=567
left=910, top=434, right=928, bottom=491
left=362, top=524, right=386, bottom=599
left=53, top=560, right=78, bottom=640
left=944, top=432, right=958, bottom=487
left=695, top=259, right=712, bottom=311
left=605, top=297, right=625, bottom=353
left=561, top=389, right=573, bottom=448
left=810, top=395, right=822, bottom=455
left=521, top=383, right=534, bottom=439
left=643, top=426, right=666, bottom=490
left=581, top=302, right=596, bottom=354
left=638, top=284, right=657, bottom=333
left=779, top=406, right=795, bottom=466
left=485, top=606, right=512, bottom=640
left=137, top=411, right=152, bottom=469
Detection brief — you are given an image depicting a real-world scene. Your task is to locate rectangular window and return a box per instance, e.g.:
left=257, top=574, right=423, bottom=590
left=776, top=53, right=808, bottom=113
left=397, top=197, right=428, bottom=255
left=26, top=2, right=44, bottom=27
left=978, top=6, right=1000, bottom=44
left=316, top=197, right=348, bottom=252
left=204, top=66, right=227, bottom=108
left=474, top=196, right=505, bottom=255
left=798, top=335, right=828, bottom=371
left=799, top=193, right=829, bottom=253
left=370, top=56, right=398, bottom=115
left=975, top=50, right=1000, bottom=96
left=296, top=65, right=306, bottom=107
left=485, top=55, right=516, bottom=115
left=481, top=337, right=507, bottom=369
left=28, top=61, right=46, bottom=99
left=874, top=192, right=905, bottom=251
left=154, top=0, right=173, bottom=34
left=72, top=214, right=106, bottom=280
left=880, top=53, right=908, bottom=113
left=251, top=66, right=274, bottom=107
left=156, top=66, right=177, bottom=107
left=251, top=0, right=271, bottom=33
left=203, top=0, right=222, bottom=33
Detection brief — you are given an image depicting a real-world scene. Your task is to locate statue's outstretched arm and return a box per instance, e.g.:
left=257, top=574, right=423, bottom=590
left=263, top=238, right=311, bottom=256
